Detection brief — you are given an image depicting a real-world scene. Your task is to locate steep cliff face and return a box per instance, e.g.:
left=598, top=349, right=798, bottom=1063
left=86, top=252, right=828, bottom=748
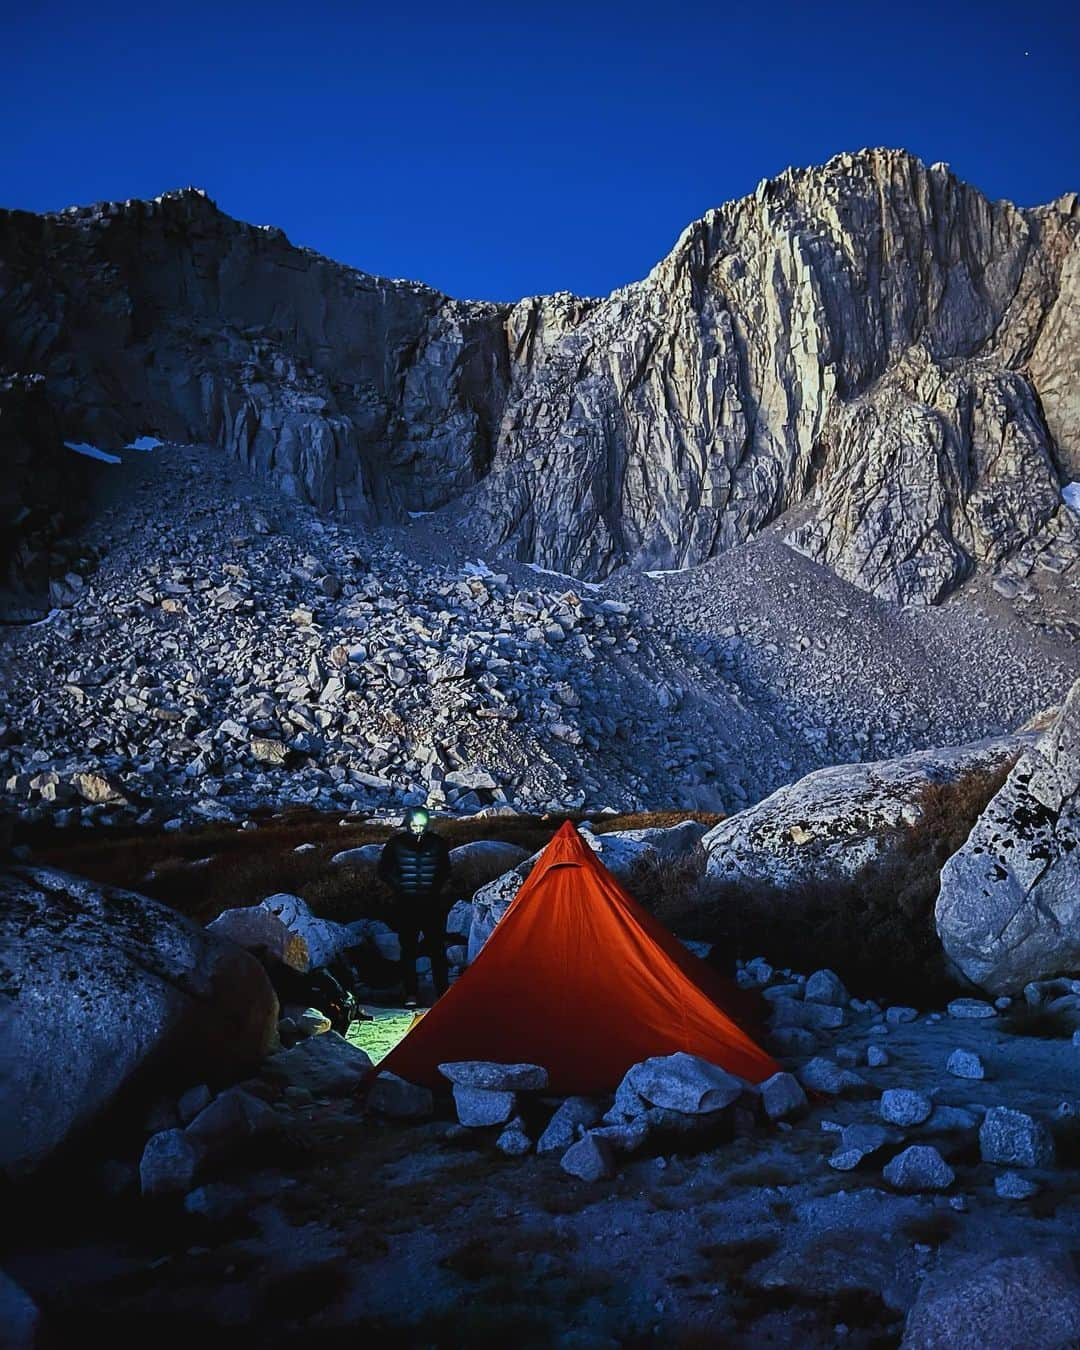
left=785, top=344, right=1077, bottom=606
left=0, top=189, right=511, bottom=520
left=470, top=150, right=1080, bottom=602
left=1, top=151, right=1078, bottom=606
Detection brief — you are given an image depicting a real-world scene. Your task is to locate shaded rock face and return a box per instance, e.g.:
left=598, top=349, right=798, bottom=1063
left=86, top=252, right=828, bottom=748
left=936, top=678, right=1080, bottom=994
left=0, top=866, right=279, bottom=1180
left=0, top=188, right=510, bottom=520
left=2, top=151, right=1078, bottom=606
left=0, top=374, right=95, bottom=620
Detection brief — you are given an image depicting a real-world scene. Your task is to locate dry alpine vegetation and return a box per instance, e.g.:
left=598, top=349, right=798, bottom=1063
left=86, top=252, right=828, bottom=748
left=2, top=146, right=1080, bottom=1348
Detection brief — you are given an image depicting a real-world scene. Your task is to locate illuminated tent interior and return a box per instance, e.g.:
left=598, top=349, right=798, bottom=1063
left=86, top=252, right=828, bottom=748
left=378, top=820, right=781, bottom=1095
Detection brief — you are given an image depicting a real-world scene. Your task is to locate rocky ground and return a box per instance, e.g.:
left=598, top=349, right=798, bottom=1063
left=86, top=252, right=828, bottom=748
left=5, top=953, right=1078, bottom=1349
left=2, top=439, right=1078, bottom=836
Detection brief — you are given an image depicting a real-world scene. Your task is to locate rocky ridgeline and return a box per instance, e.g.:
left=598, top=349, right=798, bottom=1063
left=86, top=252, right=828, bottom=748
left=3, top=150, right=1078, bottom=609
left=468, top=152, right=1080, bottom=604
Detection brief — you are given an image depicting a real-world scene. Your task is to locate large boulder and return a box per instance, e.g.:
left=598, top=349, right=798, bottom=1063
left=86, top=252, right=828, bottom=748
left=330, top=843, right=383, bottom=868
left=901, top=1253, right=1080, bottom=1349
left=596, top=819, right=709, bottom=860
left=703, top=737, right=1025, bottom=893
left=467, top=828, right=660, bottom=961
left=258, top=893, right=353, bottom=968
left=448, top=839, right=530, bottom=876
left=0, top=867, right=279, bottom=1180
left=207, top=905, right=310, bottom=972
left=936, top=680, right=1080, bottom=994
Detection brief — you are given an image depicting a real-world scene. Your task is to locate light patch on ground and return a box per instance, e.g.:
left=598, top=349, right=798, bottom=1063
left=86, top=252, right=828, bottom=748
left=1062, top=482, right=1080, bottom=515
left=524, top=561, right=603, bottom=590
left=346, top=1007, right=424, bottom=1064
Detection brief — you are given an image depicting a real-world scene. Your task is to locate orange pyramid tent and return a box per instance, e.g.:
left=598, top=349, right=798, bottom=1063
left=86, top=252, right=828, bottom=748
left=379, top=820, right=781, bottom=1095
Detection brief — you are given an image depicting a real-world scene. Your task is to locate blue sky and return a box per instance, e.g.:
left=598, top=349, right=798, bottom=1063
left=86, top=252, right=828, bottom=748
left=5, top=0, right=1077, bottom=302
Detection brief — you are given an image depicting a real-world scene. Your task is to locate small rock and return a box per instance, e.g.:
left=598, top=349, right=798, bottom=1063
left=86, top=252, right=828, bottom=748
left=620, top=1052, right=747, bottom=1114
left=298, top=1008, right=332, bottom=1036
left=560, top=1133, right=615, bottom=1181
left=537, top=1097, right=607, bottom=1154
left=828, top=1122, right=891, bottom=1169
left=978, top=1106, right=1055, bottom=1167
left=946, top=998, right=997, bottom=1020
left=994, top=1171, right=1040, bottom=1200
left=760, top=1071, right=808, bottom=1121
left=770, top=998, right=847, bottom=1031
left=886, top=1005, right=918, bottom=1025
left=367, top=1073, right=434, bottom=1119
left=140, top=1129, right=204, bottom=1198
left=183, top=1183, right=247, bottom=1222
left=452, top=1084, right=517, bottom=1127
left=437, top=1061, right=548, bottom=1091
left=496, top=1116, right=533, bottom=1157
left=946, top=1049, right=985, bottom=1080
left=207, top=906, right=310, bottom=973
left=882, top=1144, right=954, bottom=1192
left=261, top=1031, right=372, bottom=1096
left=924, top=1104, right=981, bottom=1131
left=804, top=969, right=850, bottom=1006
left=880, top=1088, right=933, bottom=1126
left=185, top=1088, right=280, bottom=1153
left=177, top=1084, right=212, bottom=1125
left=769, top=1027, right=819, bottom=1055
left=866, top=1045, right=890, bottom=1067
left=797, top=1057, right=865, bottom=1094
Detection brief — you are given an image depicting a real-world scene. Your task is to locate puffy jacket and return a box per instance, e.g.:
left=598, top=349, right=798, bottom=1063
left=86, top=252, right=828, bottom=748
left=377, top=830, right=452, bottom=898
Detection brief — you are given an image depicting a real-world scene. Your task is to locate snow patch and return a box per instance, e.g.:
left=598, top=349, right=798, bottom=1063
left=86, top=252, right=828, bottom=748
left=407, top=510, right=433, bottom=519
left=1062, top=482, right=1080, bottom=515
left=126, top=436, right=163, bottom=451
left=645, top=567, right=694, bottom=578
left=65, top=441, right=121, bottom=465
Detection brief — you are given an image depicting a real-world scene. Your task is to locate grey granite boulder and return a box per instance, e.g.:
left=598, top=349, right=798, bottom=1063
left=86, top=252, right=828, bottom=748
left=978, top=1106, right=1056, bottom=1167
left=367, top=1073, right=434, bottom=1120
left=537, top=1098, right=608, bottom=1154
left=901, top=1253, right=1080, bottom=1349
left=760, top=1071, right=808, bottom=1121
left=937, top=678, right=1080, bottom=994
left=0, top=867, right=278, bottom=1181
left=880, top=1088, right=933, bottom=1126
left=261, top=1032, right=372, bottom=1097
left=437, top=1061, right=548, bottom=1091
left=882, top=1145, right=954, bottom=1192
left=560, top=1133, right=615, bottom=1182
left=618, top=1052, right=748, bottom=1115
left=452, top=1085, right=517, bottom=1127
left=258, top=893, right=353, bottom=968
left=703, top=737, right=1023, bottom=895
left=140, top=1128, right=205, bottom=1198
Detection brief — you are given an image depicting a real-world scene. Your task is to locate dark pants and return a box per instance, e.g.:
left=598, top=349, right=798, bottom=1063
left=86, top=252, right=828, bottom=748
left=393, top=894, right=450, bottom=998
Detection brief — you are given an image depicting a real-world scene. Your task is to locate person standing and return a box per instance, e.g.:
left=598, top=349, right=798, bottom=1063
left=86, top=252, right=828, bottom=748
left=376, top=806, right=452, bottom=1008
